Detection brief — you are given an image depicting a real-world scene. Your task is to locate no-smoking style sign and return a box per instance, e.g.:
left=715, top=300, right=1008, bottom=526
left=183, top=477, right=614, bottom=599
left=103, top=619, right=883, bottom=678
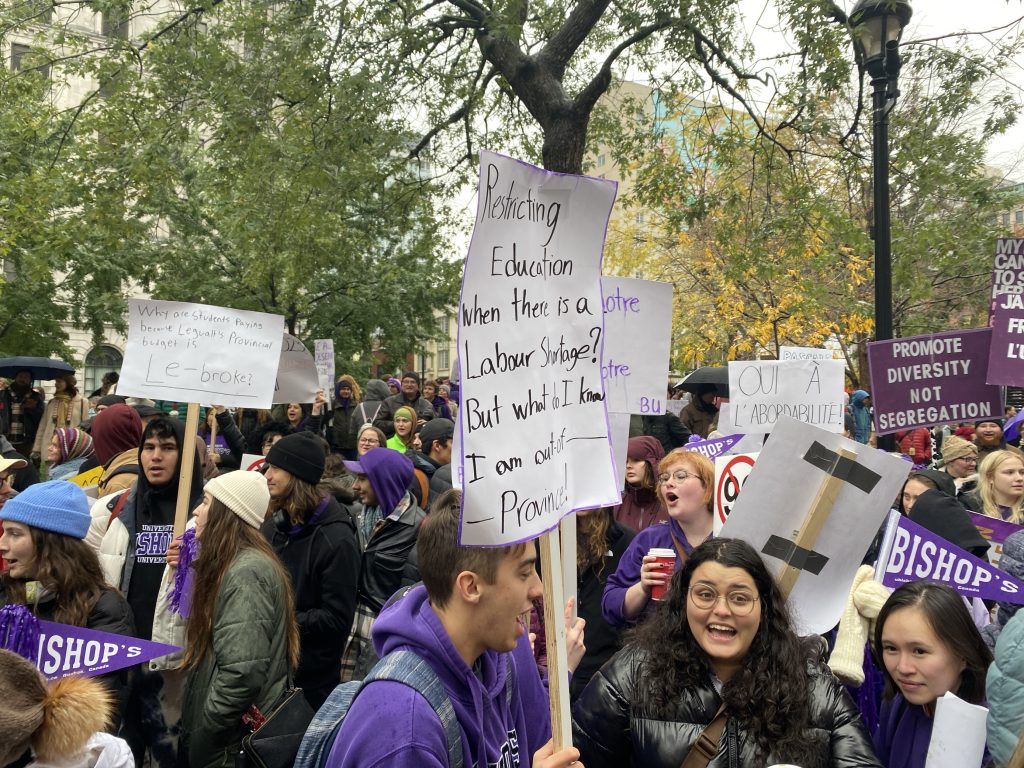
left=714, top=453, right=759, bottom=534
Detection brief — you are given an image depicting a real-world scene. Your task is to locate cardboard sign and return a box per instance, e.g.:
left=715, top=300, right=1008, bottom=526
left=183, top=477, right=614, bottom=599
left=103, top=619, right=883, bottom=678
left=713, top=452, right=758, bottom=534
left=457, top=151, right=619, bottom=545
left=987, top=295, right=1024, bottom=386
left=599, top=277, right=672, bottom=414
left=241, top=453, right=266, bottom=472
left=727, top=359, right=845, bottom=434
left=684, top=434, right=742, bottom=460
left=779, top=346, right=838, bottom=361
left=274, top=334, right=320, bottom=404
left=989, top=237, right=1024, bottom=323
left=721, top=417, right=910, bottom=635
left=867, top=329, right=1002, bottom=435
left=119, top=299, right=284, bottom=409
left=314, top=339, right=335, bottom=398
left=68, top=466, right=103, bottom=488
left=35, top=620, right=180, bottom=680
left=876, top=511, right=1024, bottom=603
left=967, top=510, right=1023, bottom=566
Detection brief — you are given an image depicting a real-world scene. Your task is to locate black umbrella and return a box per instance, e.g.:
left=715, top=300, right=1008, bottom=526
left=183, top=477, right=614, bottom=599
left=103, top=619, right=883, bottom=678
left=673, top=366, right=729, bottom=398
left=0, top=356, right=75, bottom=380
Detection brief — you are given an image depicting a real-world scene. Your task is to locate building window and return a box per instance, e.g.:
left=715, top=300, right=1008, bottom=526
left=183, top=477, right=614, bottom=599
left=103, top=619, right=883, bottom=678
left=84, top=345, right=123, bottom=397
left=437, top=315, right=450, bottom=340
left=597, top=154, right=606, bottom=166
left=102, top=11, right=130, bottom=40
left=438, top=348, right=450, bottom=375
left=1016, top=210, right=1023, bottom=225
left=1004, top=213, right=1012, bottom=228
left=10, top=43, right=50, bottom=79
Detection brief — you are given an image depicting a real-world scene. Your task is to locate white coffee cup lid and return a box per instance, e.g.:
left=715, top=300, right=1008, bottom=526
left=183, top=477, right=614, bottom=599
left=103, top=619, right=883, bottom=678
left=648, top=548, right=676, bottom=557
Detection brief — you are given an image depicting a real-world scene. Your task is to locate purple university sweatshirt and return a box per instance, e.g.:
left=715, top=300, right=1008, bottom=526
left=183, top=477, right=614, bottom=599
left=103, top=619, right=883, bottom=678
left=326, top=584, right=552, bottom=767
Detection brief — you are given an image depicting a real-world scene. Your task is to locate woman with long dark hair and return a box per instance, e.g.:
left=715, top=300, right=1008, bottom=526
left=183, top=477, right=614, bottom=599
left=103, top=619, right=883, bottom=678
left=574, top=537, right=880, bottom=767
left=178, top=471, right=300, bottom=768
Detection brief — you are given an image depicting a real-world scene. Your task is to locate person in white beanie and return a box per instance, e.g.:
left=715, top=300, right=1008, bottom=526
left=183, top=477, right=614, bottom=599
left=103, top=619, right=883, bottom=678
left=177, top=471, right=300, bottom=768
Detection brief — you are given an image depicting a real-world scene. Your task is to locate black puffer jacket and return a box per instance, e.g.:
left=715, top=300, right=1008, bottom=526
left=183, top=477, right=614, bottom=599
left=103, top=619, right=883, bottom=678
left=359, top=498, right=425, bottom=614
left=572, top=643, right=881, bottom=768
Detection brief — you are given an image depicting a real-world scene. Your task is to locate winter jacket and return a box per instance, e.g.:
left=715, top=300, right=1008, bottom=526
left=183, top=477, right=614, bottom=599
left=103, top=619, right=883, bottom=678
left=360, top=495, right=425, bottom=613
left=988, top=609, right=1024, bottom=767
left=679, top=398, right=717, bottom=440
left=96, top=449, right=139, bottom=499
left=374, top=393, right=435, bottom=437
left=262, top=495, right=360, bottom=698
left=179, top=549, right=292, bottom=768
left=32, top=394, right=89, bottom=457
left=895, top=427, right=932, bottom=463
left=326, top=584, right=552, bottom=767
left=572, top=642, right=881, bottom=768
left=1, top=435, right=40, bottom=491
left=0, top=385, right=44, bottom=450
left=612, top=436, right=667, bottom=532
left=350, top=379, right=390, bottom=436
left=329, top=399, right=359, bottom=456
left=202, top=410, right=246, bottom=472
left=48, top=455, right=90, bottom=481
left=850, top=390, right=872, bottom=444
left=629, top=413, right=691, bottom=454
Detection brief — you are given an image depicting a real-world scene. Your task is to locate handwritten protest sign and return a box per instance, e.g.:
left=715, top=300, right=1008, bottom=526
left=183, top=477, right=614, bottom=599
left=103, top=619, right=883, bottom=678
left=989, top=237, right=1024, bottom=322
left=314, top=339, right=335, bottom=397
left=727, top=359, right=844, bottom=435
left=779, top=346, right=839, bottom=361
left=34, top=621, right=180, bottom=680
left=967, top=510, right=1023, bottom=566
left=274, top=333, right=320, bottom=404
left=867, top=329, right=1001, bottom=435
left=722, top=417, right=910, bottom=634
left=119, top=299, right=283, bottom=409
left=714, top=452, right=758, bottom=534
left=876, top=510, right=1024, bottom=603
left=987, top=293, right=1024, bottom=386
left=600, top=277, right=672, bottom=414
left=68, top=466, right=103, bottom=489
left=457, top=151, right=619, bottom=545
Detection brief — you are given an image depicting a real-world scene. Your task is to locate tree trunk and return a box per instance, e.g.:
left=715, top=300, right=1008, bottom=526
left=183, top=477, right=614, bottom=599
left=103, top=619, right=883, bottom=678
left=541, top=109, right=590, bottom=174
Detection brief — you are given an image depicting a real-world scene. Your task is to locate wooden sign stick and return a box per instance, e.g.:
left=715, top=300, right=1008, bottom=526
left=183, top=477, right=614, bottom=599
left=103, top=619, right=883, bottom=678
left=173, top=402, right=200, bottom=539
left=559, top=512, right=577, bottom=621
left=539, top=528, right=572, bottom=750
left=776, top=447, right=857, bottom=598
left=208, top=410, right=218, bottom=455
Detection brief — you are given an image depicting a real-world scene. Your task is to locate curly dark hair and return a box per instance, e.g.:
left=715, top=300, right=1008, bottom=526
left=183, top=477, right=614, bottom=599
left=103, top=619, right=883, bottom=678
left=631, top=537, right=822, bottom=767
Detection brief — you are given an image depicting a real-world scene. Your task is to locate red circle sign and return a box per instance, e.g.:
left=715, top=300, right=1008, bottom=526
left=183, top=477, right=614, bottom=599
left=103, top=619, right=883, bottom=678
left=715, top=454, right=756, bottom=524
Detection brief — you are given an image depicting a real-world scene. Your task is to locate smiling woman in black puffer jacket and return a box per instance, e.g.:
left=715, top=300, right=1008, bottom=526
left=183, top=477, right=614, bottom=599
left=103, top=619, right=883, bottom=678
left=572, top=538, right=882, bottom=768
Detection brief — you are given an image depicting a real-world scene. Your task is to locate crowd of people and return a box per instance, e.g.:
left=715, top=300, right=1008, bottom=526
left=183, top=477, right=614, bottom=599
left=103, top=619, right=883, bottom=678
left=1, top=364, right=1024, bottom=768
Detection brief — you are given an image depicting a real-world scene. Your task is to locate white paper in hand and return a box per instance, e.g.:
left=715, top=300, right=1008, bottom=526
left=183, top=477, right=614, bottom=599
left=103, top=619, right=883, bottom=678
left=925, top=691, right=988, bottom=768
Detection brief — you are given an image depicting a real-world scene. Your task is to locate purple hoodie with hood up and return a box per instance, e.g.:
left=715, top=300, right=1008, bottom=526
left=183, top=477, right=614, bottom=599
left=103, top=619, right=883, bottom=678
left=326, top=584, right=552, bottom=767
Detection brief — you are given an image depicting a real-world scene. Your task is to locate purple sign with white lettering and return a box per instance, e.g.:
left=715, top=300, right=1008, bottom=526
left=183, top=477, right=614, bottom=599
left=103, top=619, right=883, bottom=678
left=867, top=328, right=1002, bottom=435
left=34, top=621, right=180, bottom=680
left=881, top=513, right=1024, bottom=603
left=987, top=294, right=1024, bottom=386
left=989, top=237, right=1024, bottom=323
left=682, top=434, right=742, bottom=459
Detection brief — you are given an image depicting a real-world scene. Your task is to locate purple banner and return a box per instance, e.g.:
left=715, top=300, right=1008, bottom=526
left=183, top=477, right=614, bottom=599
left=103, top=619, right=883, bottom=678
left=34, top=621, right=180, bottom=680
left=881, top=513, right=1024, bottom=604
left=867, top=328, right=1002, bottom=435
left=989, top=237, right=1024, bottom=323
left=682, top=433, right=741, bottom=459
left=967, top=510, right=1024, bottom=566
left=987, top=294, right=1024, bottom=386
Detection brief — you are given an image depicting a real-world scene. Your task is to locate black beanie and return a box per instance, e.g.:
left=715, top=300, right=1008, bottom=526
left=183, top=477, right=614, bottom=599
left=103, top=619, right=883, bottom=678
left=265, top=431, right=325, bottom=485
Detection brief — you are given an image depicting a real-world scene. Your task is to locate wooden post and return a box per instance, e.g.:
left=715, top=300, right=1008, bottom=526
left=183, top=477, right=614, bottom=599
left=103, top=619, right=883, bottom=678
left=559, top=512, right=577, bottom=621
left=174, top=402, right=200, bottom=539
left=207, top=409, right=218, bottom=456
left=776, top=447, right=856, bottom=598
left=539, top=528, right=572, bottom=750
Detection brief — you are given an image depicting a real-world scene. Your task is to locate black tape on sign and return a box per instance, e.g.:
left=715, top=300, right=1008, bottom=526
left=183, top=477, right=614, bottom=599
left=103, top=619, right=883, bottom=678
left=761, top=535, right=830, bottom=574
left=802, top=441, right=881, bottom=495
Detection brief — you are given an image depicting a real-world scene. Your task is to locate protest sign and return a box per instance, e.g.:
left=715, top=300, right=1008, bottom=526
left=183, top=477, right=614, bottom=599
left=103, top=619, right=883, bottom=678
left=274, top=333, right=320, bottom=404
left=241, top=453, right=266, bottom=472
left=876, top=510, right=1024, bottom=603
left=35, top=620, right=180, bottom=680
left=713, top=452, right=758, bottom=534
left=779, top=346, right=838, bottom=361
left=685, top=433, right=742, bottom=460
left=456, top=151, right=619, bottom=546
left=867, top=329, right=1002, bottom=435
left=926, top=692, right=989, bottom=768
left=721, top=417, right=910, bottom=634
left=314, top=339, right=335, bottom=397
left=118, top=299, right=283, bottom=409
left=68, top=466, right=103, bottom=489
left=599, top=277, right=672, bottom=414
left=967, top=510, right=1023, bottom=566
left=607, top=411, right=631, bottom=491
left=727, top=359, right=844, bottom=434
left=989, top=237, right=1024, bottom=322
left=987, top=293, right=1024, bottom=386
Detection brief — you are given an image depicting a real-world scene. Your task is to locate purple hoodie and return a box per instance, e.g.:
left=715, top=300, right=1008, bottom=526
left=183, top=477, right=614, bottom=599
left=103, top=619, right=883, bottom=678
left=326, top=584, right=552, bottom=767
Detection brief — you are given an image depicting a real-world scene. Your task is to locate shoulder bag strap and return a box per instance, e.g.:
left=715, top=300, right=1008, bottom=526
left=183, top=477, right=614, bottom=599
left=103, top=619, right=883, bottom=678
left=680, top=704, right=727, bottom=768
left=669, top=531, right=690, bottom=564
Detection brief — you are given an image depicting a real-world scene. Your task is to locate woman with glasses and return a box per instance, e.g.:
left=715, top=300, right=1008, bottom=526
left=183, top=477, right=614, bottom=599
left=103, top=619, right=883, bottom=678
left=574, top=537, right=880, bottom=767
left=602, top=450, right=714, bottom=627
left=963, top=449, right=1024, bottom=523
left=937, top=434, right=979, bottom=498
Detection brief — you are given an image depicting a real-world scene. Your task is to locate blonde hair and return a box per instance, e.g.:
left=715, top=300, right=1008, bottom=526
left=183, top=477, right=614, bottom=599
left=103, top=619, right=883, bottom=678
left=978, top=449, right=1024, bottom=524
left=337, top=375, right=362, bottom=402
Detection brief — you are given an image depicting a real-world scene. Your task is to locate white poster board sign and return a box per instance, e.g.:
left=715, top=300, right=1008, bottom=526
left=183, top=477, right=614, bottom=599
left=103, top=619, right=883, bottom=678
left=608, top=411, right=632, bottom=492
left=779, top=346, right=837, bottom=361
left=241, top=453, right=266, bottom=472
left=457, top=151, right=619, bottom=545
left=274, top=334, right=320, bottom=404
left=720, top=417, right=910, bottom=635
left=314, top=339, right=335, bottom=398
left=727, top=359, right=844, bottom=434
left=600, top=277, right=673, bottom=413
left=119, top=299, right=283, bottom=409
left=713, top=452, right=759, bottom=535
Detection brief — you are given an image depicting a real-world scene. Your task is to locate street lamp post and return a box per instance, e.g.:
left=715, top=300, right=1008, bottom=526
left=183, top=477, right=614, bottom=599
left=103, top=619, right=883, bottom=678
left=851, top=0, right=911, bottom=450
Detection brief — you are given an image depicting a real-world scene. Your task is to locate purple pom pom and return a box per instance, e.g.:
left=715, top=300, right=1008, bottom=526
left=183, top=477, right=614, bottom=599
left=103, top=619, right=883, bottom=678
left=169, top=527, right=200, bottom=616
left=0, top=604, right=41, bottom=663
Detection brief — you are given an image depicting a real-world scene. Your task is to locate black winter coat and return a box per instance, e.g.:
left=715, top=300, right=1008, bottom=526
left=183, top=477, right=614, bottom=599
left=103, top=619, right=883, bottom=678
left=572, top=643, right=881, bottom=768
left=262, top=496, right=360, bottom=696
left=359, top=499, right=425, bottom=613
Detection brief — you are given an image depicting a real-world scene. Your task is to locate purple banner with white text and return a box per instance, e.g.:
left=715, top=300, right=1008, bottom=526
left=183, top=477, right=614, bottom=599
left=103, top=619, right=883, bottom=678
left=34, top=621, right=180, bottom=680
left=967, top=510, right=1024, bottom=566
left=682, top=434, right=742, bottom=460
left=989, top=237, right=1024, bottom=323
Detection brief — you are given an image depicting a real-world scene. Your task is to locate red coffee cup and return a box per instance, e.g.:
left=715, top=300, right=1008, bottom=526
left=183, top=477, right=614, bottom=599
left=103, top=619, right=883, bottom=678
left=648, top=547, right=676, bottom=601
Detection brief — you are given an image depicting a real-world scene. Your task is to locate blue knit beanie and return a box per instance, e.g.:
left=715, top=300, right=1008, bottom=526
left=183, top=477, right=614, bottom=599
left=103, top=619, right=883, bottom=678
left=0, top=481, right=92, bottom=539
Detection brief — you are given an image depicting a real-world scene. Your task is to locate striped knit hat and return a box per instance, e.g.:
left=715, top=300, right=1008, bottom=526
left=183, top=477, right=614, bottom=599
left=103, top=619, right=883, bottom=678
left=54, top=427, right=94, bottom=464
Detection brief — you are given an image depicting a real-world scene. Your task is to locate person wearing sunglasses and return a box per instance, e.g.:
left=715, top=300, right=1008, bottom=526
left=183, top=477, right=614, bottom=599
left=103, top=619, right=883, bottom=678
left=602, top=450, right=715, bottom=627
left=573, top=537, right=880, bottom=767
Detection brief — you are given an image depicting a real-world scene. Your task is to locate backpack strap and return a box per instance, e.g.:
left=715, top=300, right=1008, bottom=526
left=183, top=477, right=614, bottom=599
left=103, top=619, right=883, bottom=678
left=107, top=490, right=130, bottom=528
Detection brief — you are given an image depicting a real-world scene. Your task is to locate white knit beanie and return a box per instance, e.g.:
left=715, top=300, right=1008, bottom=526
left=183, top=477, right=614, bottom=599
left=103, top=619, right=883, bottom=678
left=204, top=471, right=270, bottom=528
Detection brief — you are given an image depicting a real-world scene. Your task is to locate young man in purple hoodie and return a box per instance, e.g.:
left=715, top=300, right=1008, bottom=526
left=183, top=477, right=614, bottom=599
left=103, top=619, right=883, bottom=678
left=326, top=488, right=583, bottom=768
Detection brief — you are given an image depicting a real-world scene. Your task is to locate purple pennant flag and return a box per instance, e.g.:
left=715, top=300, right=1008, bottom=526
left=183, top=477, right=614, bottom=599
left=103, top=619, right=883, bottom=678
left=967, top=510, right=1024, bottom=566
left=33, top=621, right=180, bottom=681
left=879, top=512, right=1024, bottom=604
left=682, top=433, right=742, bottom=459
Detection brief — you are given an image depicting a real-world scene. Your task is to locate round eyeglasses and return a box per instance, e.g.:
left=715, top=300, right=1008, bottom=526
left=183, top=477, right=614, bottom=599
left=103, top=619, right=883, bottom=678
left=658, top=469, right=695, bottom=484
left=688, top=585, right=759, bottom=616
